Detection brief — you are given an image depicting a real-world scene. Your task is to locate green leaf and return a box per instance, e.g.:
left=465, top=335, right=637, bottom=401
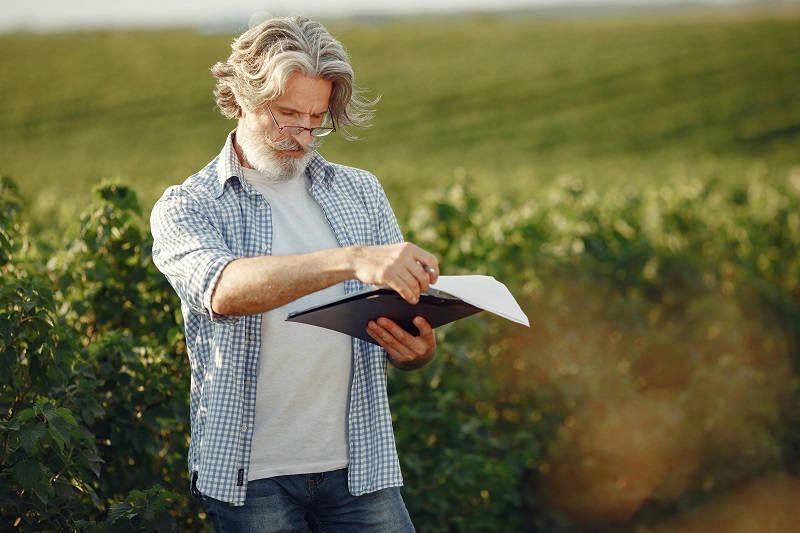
left=34, top=398, right=57, bottom=421
left=0, top=417, right=19, bottom=432
left=18, top=421, right=47, bottom=453
left=55, top=407, right=78, bottom=427
left=21, top=296, right=41, bottom=313
left=125, top=489, right=145, bottom=502
left=70, top=476, right=104, bottom=510
left=15, top=407, right=36, bottom=424
left=48, top=415, right=74, bottom=450
left=107, top=500, right=134, bottom=524
left=31, top=479, right=53, bottom=505
left=41, top=401, right=57, bottom=422
left=11, top=458, right=45, bottom=490
left=82, top=448, right=104, bottom=478
left=80, top=399, right=105, bottom=426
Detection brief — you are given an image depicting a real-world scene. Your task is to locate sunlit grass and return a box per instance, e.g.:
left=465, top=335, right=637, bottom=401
left=0, top=7, right=798, bottom=226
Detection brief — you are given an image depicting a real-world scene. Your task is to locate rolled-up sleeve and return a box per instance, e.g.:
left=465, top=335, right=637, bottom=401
left=151, top=189, right=237, bottom=322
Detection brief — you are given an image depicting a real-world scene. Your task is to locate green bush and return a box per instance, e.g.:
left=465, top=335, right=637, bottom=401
left=2, top=172, right=799, bottom=531
left=1, top=178, right=199, bottom=531
left=396, top=172, right=800, bottom=530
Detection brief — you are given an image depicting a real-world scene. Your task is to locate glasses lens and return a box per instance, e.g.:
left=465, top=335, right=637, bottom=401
left=310, top=128, right=334, bottom=137
left=281, top=126, right=306, bottom=135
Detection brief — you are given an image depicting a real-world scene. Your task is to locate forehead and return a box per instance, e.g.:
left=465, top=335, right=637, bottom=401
left=272, top=72, right=333, bottom=113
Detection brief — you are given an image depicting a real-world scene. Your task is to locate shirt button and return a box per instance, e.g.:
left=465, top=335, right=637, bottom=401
left=241, top=425, right=247, bottom=432
left=249, top=334, right=255, bottom=341
left=261, top=244, right=267, bottom=251
left=244, top=380, right=251, bottom=386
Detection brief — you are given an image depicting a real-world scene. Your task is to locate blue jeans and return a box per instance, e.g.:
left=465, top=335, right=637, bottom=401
left=205, top=468, right=415, bottom=532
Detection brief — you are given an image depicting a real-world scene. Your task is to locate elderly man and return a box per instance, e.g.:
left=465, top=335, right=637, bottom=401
left=150, top=15, right=438, bottom=533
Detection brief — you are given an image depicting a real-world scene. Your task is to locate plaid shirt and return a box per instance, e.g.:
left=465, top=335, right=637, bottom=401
left=150, top=132, right=405, bottom=505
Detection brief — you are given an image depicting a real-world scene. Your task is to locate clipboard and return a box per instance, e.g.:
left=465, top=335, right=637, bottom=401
left=286, top=275, right=530, bottom=346
left=286, top=286, right=482, bottom=345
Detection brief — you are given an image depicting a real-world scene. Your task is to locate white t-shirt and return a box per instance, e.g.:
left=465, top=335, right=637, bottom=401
left=242, top=167, right=353, bottom=481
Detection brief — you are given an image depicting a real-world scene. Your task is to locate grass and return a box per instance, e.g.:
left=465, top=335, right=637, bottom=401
left=0, top=5, right=798, bottom=227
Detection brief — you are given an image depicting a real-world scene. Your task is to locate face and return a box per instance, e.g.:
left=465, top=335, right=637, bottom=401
left=235, top=73, right=333, bottom=182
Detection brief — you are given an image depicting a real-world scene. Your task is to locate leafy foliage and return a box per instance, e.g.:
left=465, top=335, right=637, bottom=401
left=1, top=166, right=799, bottom=531
left=396, top=171, right=800, bottom=530
left=51, top=183, right=193, bottom=511
left=1, top=179, right=202, bottom=531
left=102, top=484, right=181, bottom=533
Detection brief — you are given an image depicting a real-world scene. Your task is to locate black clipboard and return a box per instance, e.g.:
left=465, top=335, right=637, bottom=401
left=286, top=286, right=482, bottom=345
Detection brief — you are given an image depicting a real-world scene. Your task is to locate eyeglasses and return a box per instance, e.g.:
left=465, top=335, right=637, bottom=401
left=267, top=104, right=336, bottom=137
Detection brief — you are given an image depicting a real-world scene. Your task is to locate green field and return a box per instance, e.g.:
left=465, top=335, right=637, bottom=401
left=0, top=5, right=798, bottom=226
left=3, top=6, right=800, bottom=530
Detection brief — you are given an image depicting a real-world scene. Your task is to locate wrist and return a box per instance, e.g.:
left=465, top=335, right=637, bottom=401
left=343, top=245, right=366, bottom=280
left=388, top=347, right=436, bottom=371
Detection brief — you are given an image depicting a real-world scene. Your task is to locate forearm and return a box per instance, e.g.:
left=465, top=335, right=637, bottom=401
left=210, top=241, right=439, bottom=317
left=211, top=247, right=354, bottom=316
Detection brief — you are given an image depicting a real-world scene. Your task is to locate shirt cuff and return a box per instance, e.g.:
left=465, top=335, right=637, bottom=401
left=202, top=255, right=237, bottom=323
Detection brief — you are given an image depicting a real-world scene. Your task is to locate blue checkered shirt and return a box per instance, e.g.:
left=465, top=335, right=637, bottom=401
left=150, top=132, right=405, bottom=505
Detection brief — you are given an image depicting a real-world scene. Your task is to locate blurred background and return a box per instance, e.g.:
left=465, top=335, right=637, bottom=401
left=1, top=0, right=799, bottom=531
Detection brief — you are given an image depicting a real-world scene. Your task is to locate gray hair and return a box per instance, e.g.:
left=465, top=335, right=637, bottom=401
left=211, top=16, right=377, bottom=139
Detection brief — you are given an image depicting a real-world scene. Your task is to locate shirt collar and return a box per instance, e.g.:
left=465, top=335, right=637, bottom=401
left=214, top=130, right=246, bottom=198
left=305, top=151, right=335, bottom=189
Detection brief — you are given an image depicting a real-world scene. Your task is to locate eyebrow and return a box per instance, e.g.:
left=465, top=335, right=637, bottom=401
left=273, top=104, right=328, bottom=117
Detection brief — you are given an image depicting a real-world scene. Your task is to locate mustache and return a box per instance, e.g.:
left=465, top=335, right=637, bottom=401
left=266, top=135, right=322, bottom=152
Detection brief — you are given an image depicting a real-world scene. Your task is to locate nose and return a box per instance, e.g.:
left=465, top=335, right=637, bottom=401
left=288, top=113, right=316, bottom=145
left=291, top=129, right=314, bottom=146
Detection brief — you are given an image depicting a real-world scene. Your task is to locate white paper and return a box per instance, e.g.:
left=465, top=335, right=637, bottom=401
left=431, top=275, right=530, bottom=327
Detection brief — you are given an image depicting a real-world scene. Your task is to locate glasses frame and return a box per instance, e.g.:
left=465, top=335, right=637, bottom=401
left=266, top=104, right=336, bottom=138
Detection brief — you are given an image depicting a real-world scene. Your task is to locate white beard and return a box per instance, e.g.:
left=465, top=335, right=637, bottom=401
left=236, top=117, right=321, bottom=183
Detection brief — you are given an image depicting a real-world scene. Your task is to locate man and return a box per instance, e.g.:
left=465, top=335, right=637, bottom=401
left=150, top=15, right=438, bottom=532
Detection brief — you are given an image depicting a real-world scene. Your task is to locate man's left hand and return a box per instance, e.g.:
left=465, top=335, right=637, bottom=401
left=367, top=316, right=436, bottom=371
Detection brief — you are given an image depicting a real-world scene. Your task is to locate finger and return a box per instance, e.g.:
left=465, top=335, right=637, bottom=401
left=376, top=317, right=414, bottom=346
left=366, top=321, right=390, bottom=350
left=377, top=317, right=432, bottom=359
left=367, top=320, right=389, bottom=344
left=417, top=261, right=437, bottom=281
left=412, top=317, right=436, bottom=356
left=410, top=267, right=429, bottom=296
left=413, top=316, right=434, bottom=339
left=392, top=271, right=423, bottom=304
left=368, top=320, right=406, bottom=354
left=397, top=255, right=429, bottom=293
left=428, top=266, right=439, bottom=284
left=414, top=251, right=439, bottom=281
left=414, top=262, right=437, bottom=293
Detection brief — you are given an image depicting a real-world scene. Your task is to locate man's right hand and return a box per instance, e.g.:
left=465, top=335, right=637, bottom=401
left=349, top=243, right=439, bottom=304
